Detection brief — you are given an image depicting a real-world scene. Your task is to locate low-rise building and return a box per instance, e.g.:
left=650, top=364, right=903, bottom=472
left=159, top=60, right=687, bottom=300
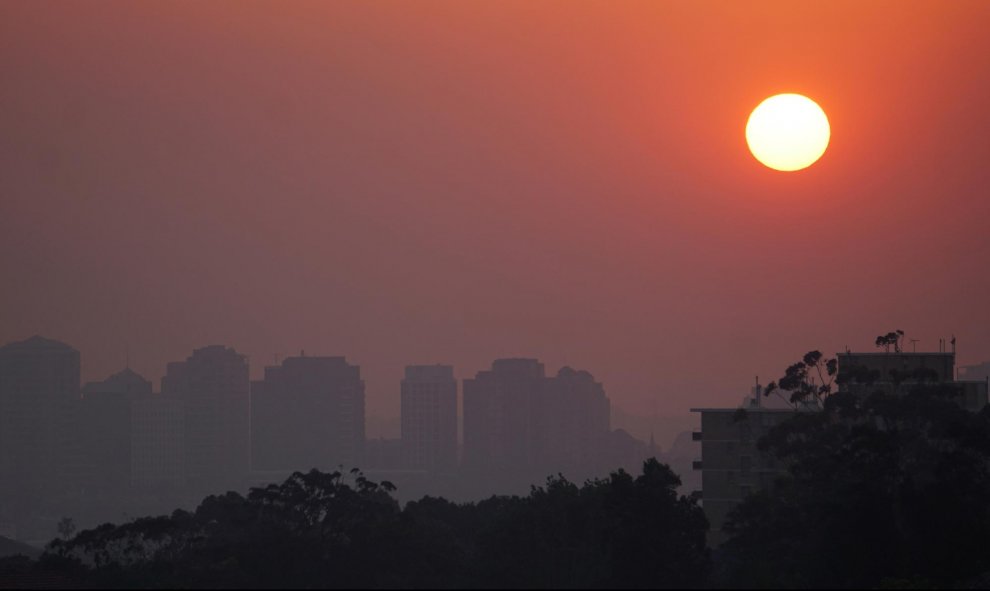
left=691, top=394, right=799, bottom=547
left=693, top=348, right=989, bottom=547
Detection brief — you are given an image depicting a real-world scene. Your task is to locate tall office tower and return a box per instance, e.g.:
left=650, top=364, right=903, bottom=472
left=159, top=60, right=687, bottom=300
left=130, top=394, right=186, bottom=490
left=77, top=368, right=153, bottom=493
left=463, top=358, right=547, bottom=471
left=0, top=336, right=81, bottom=510
left=401, top=365, right=457, bottom=472
left=543, top=367, right=610, bottom=471
left=162, top=345, right=249, bottom=496
left=251, top=355, right=365, bottom=472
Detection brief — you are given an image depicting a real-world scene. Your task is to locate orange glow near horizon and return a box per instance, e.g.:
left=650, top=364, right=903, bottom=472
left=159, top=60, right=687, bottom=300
left=1, top=1, right=989, bottom=419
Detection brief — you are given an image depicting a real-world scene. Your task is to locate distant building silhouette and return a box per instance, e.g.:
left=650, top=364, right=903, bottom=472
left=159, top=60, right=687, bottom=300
left=463, top=359, right=612, bottom=483
left=77, top=368, right=153, bottom=493
left=364, top=437, right=404, bottom=470
left=251, top=354, right=365, bottom=473
left=544, top=367, right=610, bottom=471
left=162, top=346, right=249, bottom=496
left=463, top=358, right=547, bottom=472
left=0, top=336, right=80, bottom=515
left=401, top=365, right=457, bottom=472
left=599, top=428, right=653, bottom=473
left=130, top=394, right=186, bottom=491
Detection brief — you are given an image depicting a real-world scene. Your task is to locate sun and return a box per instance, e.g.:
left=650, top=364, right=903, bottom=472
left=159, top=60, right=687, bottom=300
left=746, top=94, right=830, bottom=172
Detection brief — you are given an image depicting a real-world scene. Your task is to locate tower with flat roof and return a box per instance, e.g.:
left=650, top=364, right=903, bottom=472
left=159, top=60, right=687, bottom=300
left=401, top=365, right=457, bottom=472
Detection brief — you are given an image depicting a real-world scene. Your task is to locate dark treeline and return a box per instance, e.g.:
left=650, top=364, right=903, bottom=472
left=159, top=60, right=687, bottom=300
left=6, top=349, right=990, bottom=588
left=1, top=460, right=708, bottom=589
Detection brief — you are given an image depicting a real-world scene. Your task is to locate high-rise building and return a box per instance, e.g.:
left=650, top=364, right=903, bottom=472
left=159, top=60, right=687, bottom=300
left=463, top=358, right=547, bottom=471
left=543, top=366, right=610, bottom=471
left=162, top=345, right=249, bottom=496
left=401, top=365, right=457, bottom=472
left=463, top=359, right=614, bottom=480
left=251, top=355, right=365, bottom=472
left=77, top=368, right=153, bottom=493
left=0, top=336, right=80, bottom=510
left=130, top=394, right=186, bottom=490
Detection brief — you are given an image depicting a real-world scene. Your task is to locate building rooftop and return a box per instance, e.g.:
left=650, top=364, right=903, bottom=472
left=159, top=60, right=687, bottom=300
left=837, top=351, right=954, bottom=357
left=0, top=335, right=77, bottom=353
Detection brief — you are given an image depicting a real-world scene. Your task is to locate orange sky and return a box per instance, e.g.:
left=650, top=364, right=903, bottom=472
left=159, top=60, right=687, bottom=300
left=2, top=1, right=989, bottom=422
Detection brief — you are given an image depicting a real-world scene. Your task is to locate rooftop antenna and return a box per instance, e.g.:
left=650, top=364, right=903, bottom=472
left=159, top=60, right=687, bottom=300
left=951, top=335, right=957, bottom=354
left=909, top=338, right=919, bottom=353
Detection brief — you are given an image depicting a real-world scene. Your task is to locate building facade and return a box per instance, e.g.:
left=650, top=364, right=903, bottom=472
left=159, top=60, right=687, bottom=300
left=251, top=355, right=365, bottom=473
left=837, top=351, right=987, bottom=411
left=543, top=366, right=610, bottom=472
left=130, top=394, right=186, bottom=490
left=162, top=345, right=250, bottom=496
left=463, top=358, right=613, bottom=485
left=401, top=365, right=457, bottom=472
left=691, top=398, right=796, bottom=547
left=77, top=368, right=154, bottom=493
left=0, top=336, right=81, bottom=513
left=463, top=358, right=547, bottom=471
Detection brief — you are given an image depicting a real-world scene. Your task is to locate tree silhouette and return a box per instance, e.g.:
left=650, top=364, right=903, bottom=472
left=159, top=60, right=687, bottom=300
left=763, top=350, right=837, bottom=405
left=720, top=374, right=990, bottom=588
left=32, top=462, right=709, bottom=588
left=875, top=329, right=905, bottom=353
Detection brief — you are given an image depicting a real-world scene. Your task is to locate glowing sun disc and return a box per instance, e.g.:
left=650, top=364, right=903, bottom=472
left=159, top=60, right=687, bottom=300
left=746, top=94, right=830, bottom=171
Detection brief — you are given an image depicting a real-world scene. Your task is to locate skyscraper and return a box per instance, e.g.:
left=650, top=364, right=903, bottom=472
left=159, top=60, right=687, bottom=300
left=162, top=345, right=249, bottom=496
left=77, top=368, right=153, bottom=493
left=130, top=394, right=185, bottom=491
left=543, top=366, right=610, bottom=471
left=401, top=365, right=457, bottom=472
left=463, top=358, right=547, bottom=471
left=0, top=336, right=80, bottom=511
left=251, top=354, right=365, bottom=472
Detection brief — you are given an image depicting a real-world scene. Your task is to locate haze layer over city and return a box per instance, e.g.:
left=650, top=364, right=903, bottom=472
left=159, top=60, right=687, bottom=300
left=3, top=1, right=990, bottom=423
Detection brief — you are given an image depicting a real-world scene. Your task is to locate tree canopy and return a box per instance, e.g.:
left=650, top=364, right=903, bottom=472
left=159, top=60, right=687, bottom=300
left=720, top=355, right=990, bottom=588
left=14, top=460, right=708, bottom=589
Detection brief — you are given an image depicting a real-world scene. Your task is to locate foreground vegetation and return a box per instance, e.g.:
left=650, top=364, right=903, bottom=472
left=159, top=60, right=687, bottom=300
left=1, top=460, right=708, bottom=589
left=717, top=347, right=990, bottom=589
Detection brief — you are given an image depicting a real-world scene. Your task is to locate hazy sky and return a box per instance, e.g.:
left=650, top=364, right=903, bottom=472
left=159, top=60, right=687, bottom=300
left=2, top=1, right=989, bottom=418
